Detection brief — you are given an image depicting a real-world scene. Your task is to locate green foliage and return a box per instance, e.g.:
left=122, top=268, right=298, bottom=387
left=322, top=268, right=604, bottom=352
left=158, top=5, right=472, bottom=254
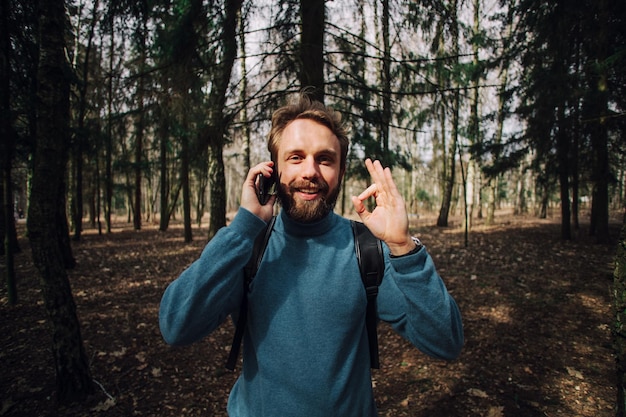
left=6, top=0, right=38, bottom=161
left=4, top=0, right=625, bottom=241
left=415, top=188, right=431, bottom=204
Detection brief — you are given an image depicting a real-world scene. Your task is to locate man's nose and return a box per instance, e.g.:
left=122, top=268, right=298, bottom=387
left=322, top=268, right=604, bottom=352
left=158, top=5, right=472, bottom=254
left=300, top=157, right=320, bottom=179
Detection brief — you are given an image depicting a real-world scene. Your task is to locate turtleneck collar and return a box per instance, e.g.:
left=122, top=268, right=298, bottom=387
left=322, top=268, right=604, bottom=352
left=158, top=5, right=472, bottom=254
left=278, top=209, right=339, bottom=237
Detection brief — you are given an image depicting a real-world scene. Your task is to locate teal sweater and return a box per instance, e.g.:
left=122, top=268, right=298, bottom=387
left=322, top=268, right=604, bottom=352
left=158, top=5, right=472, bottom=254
left=159, top=208, right=463, bottom=417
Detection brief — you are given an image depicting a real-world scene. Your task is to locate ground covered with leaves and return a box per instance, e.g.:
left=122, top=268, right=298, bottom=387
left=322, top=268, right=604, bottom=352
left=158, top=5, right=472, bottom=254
left=1, top=212, right=621, bottom=417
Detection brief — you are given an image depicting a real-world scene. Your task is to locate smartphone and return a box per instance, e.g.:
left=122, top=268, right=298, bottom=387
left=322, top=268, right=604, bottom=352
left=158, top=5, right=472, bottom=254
left=256, top=173, right=276, bottom=205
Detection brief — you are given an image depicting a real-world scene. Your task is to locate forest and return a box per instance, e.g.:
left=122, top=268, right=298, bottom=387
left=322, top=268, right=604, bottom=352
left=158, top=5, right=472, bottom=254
left=1, top=0, right=626, bottom=416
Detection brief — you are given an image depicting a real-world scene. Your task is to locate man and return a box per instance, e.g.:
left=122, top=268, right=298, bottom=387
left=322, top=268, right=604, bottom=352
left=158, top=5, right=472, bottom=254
left=159, top=93, right=463, bottom=417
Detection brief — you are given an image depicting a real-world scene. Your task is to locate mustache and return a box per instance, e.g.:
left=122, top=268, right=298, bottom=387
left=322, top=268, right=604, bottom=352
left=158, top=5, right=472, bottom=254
left=288, top=179, right=329, bottom=194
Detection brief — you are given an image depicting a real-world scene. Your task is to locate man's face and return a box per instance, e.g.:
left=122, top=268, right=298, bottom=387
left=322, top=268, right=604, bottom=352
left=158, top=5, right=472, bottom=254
left=275, top=118, right=344, bottom=223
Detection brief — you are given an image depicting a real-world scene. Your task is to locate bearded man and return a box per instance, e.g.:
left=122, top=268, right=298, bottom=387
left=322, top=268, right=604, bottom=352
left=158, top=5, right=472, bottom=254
left=159, top=92, right=464, bottom=417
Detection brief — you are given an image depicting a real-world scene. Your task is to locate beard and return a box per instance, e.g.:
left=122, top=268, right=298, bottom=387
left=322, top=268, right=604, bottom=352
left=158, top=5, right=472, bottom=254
left=277, top=177, right=341, bottom=223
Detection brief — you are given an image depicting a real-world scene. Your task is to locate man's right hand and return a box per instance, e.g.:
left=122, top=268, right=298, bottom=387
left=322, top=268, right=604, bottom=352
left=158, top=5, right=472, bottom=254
left=241, top=161, right=276, bottom=222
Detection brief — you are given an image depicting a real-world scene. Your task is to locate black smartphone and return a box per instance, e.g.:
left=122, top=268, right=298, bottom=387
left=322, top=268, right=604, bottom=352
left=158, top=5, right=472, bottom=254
left=256, top=173, right=276, bottom=205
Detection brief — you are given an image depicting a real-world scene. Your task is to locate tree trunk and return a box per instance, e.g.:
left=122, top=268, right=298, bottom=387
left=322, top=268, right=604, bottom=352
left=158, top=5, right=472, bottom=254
left=379, top=0, right=391, bottom=161
left=194, top=154, right=209, bottom=228
left=299, top=0, right=325, bottom=102
left=488, top=13, right=513, bottom=223
left=93, top=143, right=102, bottom=234
left=69, top=0, right=98, bottom=241
left=29, top=0, right=93, bottom=403
left=556, top=106, right=572, bottom=240
left=514, top=162, right=529, bottom=215
left=587, top=0, right=610, bottom=244
left=437, top=120, right=460, bottom=229
left=208, top=138, right=227, bottom=240
left=181, top=131, right=192, bottom=242
left=459, top=150, right=469, bottom=247
left=2, top=173, right=18, bottom=305
left=238, top=7, right=251, bottom=172
left=467, top=0, right=480, bottom=225
left=571, top=34, right=583, bottom=232
left=465, top=160, right=476, bottom=231
left=204, top=0, right=242, bottom=239
left=537, top=177, right=549, bottom=219
left=614, top=223, right=626, bottom=416
left=133, top=19, right=147, bottom=231
left=158, top=92, right=170, bottom=232
left=104, top=11, right=114, bottom=233
left=1, top=0, right=20, bottom=304
left=57, top=179, right=76, bottom=269
left=486, top=177, right=497, bottom=223
left=436, top=0, right=459, bottom=228
left=436, top=104, right=454, bottom=227
left=588, top=100, right=610, bottom=244
left=70, top=141, right=84, bottom=240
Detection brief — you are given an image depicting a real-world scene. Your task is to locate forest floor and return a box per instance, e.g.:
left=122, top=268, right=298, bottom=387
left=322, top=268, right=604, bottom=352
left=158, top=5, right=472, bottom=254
left=0, top=210, right=622, bottom=417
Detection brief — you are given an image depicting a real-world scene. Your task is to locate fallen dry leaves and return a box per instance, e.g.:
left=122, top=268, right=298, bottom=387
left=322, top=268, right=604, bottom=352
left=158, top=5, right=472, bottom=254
left=0, top=212, right=620, bottom=416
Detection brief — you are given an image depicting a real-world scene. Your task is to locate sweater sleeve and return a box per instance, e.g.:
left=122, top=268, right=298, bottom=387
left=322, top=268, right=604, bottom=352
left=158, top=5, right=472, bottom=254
left=377, top=246, right=464, bottom=360
left=158, top=208, right=267, bottom=346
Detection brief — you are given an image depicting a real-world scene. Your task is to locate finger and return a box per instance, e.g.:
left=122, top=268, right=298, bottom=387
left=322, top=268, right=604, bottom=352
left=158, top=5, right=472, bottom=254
left=366, top=159, right=393, bottom=193
left=244, top=163, right=274, bottom=198
left=382, top=166, right=402, bottom=199
left=351, top=195, right=369, bottom=217
left=247, top=161, right=274, bottom=182
left=356, top=183, right=377, bottom=201
left=365, top=158, right=381, bottom=184
left=259, top=161, right=275, bottom=178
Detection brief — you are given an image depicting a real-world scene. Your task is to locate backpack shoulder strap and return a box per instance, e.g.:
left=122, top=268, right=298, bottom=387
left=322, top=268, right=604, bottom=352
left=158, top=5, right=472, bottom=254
left=351, top=220, right=385, bottom=369
left=226, top=216, right=276, bottom=371
left=244, top=215, right=277, bottom=283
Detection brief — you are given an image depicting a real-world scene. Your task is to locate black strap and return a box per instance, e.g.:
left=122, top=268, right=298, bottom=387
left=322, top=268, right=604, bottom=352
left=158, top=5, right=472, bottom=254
left=351, top=220, right=384, bottom=369
left=226, top=216, right=276, bottom=371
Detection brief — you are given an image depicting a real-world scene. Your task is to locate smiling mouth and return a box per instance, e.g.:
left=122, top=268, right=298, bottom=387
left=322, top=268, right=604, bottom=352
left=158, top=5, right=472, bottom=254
left=288, top=180, right=328, bottom=201
left=297, top=189, right=321, bottom=200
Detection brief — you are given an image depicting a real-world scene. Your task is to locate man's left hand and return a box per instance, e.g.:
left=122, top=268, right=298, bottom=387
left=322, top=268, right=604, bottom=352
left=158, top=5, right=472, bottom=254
left=351, top=159, right=416, bottom=256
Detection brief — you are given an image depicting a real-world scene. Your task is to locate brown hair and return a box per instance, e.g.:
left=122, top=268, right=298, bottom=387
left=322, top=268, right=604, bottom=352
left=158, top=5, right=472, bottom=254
left=267, top=93, right=350, bottom=171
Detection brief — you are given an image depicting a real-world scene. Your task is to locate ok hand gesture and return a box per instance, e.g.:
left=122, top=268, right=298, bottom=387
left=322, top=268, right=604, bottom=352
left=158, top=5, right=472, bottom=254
left=351, top=159, right=416, bottom=256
